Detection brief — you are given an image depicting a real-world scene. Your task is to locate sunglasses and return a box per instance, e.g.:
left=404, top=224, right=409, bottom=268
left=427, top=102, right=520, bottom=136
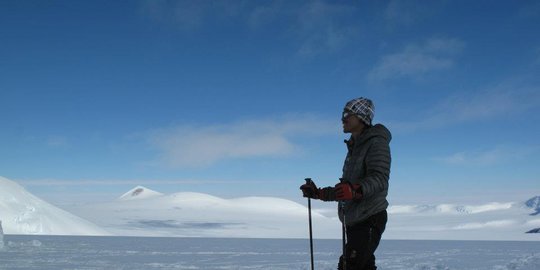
left=342, top=110, right=354, bottom=121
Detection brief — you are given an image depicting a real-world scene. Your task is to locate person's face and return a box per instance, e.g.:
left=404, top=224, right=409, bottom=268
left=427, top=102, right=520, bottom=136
left=342, top=110, right=366, bottom=135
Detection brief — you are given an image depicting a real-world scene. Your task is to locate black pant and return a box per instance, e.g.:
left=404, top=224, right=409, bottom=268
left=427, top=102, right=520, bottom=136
left=338, top=210, right=387, bottom=270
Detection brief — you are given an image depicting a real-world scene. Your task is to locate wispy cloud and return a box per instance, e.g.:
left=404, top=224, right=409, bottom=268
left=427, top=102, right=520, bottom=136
left=46, top=136, right=69, bottom=148
left=368, top=37, right=465, bottom=81
left=146, top=115, right=336, bottom=168
left=247, top=1, right=287, bottom=29
left=249, top=0, right=358, bottom=57
left=293, top=1, right=356, bottom=57
left=384, top=0, right=441, bottom=27
left=140, top=0, right=357, bottom=57
left=140, top=0, right=204, bottom=30
left=140, top=0, right=247, bottom=31
left=389, top=77, right=540, bottom=132
left=435, top=145, right=538, bottom=166
left=517, top=1, right=540, bottom=19
left=384, top=0, right=417, bottom=26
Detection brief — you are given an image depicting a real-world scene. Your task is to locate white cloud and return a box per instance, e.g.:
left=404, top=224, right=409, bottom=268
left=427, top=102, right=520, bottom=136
left=436, top=145, right=537, bottom=166
left=368, top=38, right=465, bottom=80
left=389, top=77, right=540, bottom=132
left=146, top=115, right=336, bottom=168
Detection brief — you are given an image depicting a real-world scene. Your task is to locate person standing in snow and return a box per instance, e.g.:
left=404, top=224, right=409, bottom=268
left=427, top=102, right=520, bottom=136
left=300, top=97, right=391, bottom=270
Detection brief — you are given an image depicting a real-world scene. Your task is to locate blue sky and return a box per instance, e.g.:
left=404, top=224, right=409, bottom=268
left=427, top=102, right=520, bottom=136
left=1, top=0, right=539, bottom=206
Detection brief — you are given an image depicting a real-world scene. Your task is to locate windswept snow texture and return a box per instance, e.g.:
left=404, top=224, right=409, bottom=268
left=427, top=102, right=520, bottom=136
left=0, top=235, right=539, bottom=270
left=0, top=176, right=109, bottom=236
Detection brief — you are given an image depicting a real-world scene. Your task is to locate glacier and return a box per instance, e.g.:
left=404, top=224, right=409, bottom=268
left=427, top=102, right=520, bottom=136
left=0, top=176, right=109, bottom=236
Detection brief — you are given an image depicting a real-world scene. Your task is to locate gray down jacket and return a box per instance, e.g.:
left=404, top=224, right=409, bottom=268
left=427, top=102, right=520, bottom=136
left=338, top=124, right=392, bottom=226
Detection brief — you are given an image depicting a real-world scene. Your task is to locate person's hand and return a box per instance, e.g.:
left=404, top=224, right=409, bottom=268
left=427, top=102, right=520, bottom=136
left=300, top=180, right=319, bottom=199
left=334, top=182, right=362, bottom=201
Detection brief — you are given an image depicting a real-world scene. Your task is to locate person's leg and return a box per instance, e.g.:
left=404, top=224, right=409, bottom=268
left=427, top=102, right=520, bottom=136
left=338, top=211, right=387, bottom=270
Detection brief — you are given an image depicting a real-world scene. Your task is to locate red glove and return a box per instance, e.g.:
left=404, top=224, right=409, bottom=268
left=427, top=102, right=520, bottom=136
left=334, top=182, right=362, bottom=201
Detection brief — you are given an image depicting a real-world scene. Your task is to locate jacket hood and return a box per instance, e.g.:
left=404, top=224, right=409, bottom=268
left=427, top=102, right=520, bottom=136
left=355, top=124, right=392, bottom=144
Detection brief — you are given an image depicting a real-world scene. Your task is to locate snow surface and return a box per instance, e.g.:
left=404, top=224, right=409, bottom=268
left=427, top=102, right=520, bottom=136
left=1, top=235, right=539, bottom=270
left=0, top=176, right=109, bottom=236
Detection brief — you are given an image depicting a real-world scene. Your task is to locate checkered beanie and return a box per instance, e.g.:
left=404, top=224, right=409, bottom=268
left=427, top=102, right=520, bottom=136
left=344, top=97, right=375, bottom=126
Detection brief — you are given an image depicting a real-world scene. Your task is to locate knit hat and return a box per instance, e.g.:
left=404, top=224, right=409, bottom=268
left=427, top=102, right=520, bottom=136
left=344, top=97, right=375, bottom=126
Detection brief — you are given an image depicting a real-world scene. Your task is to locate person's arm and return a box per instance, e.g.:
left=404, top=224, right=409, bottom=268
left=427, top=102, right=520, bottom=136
left=358, top=138, right=391, bottom=198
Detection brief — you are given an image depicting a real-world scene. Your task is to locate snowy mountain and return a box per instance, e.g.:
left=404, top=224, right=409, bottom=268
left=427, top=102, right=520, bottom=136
left=4, top=175, right=537, bottom=240
left=384, top=197, right=540, bottom=241
left=388, top=202, right=514, bottom=215
left=66, top=185, right=540, bottom=241
left=0, top=176, right=109, bottom=236
left=118, top=186, right=163, bottom=201
left=70, top=187, right=341, bottom=239
left=525, top=196, right=540, bottom=215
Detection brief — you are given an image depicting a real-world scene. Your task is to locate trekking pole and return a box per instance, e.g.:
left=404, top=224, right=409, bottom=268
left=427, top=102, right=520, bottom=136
left=305, top=178, right=315, bottom=270
left=339, top=178, right=348, bottom=270
left=341, top=214, right=347, bottom=270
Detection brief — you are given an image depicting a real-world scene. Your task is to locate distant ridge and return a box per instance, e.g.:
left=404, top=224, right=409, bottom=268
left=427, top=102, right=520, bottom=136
left=525, top=196, right=540, bottom=215
left=70, top=188, right=336, bottom=238
left=388, top=202, right=514, bottom=215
